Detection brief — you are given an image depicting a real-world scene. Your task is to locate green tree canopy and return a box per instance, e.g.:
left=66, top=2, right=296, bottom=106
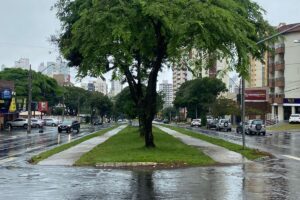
left=174, top=78, right=227, bottom=119
left=0, top=68, right=62, bottom=107
left=55, top=0, right=275, bottom=147
left=210, top=97, right=240, bottom=118
left=64, top=86, right=89, bottom=115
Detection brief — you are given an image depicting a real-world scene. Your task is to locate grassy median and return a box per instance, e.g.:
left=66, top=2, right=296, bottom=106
left=75, top=126, right=215, bottom=166
left=30, top=125, right=119, bottom=164
left=163, top=125, right=271, bottom=160
left=267, top=123, right=300, bottom=131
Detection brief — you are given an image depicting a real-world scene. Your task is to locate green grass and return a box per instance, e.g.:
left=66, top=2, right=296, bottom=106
left=163, top=125, right=270, bottom=160
left=267, top=123, right=300, bottom=131
left=75, top=126, right=215, bottom=166
left=30, top=125, right=119, bottom=164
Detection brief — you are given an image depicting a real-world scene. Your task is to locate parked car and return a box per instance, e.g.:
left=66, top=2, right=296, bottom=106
left=206, top=116, right=214, bottom=124
left=247, top=119, right=266, bottom=136
left=236, top=121, right=249, bottom=134
left=163, top=119, right=169, bottom=124
left=43, top=118, right=60, bottom=126
left=58, top=120, right=80, bottom=133
left=289, top=114, right=300, bottom=124
left=6, top=118, right=28, bottom=129
left=31, top=119, right=44, bottom=128
left=216, top=119, right=232, bottom=132
left=191, top=119, right=201, bottom=127
left=206, top=119, right=218, bottom=129
left=93, top=120, right=103, bottom=126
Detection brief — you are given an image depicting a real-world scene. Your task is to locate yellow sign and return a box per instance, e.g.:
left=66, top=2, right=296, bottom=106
left=9, top=97, right=16, bottom=112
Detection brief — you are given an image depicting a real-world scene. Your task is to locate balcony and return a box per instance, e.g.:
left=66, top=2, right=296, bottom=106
left=273, top=93, right=284, bottom=104
left=268, top=79, right=275, bottom=88
left=275, top=44, right=285, bottom=54
left=275, top=77, right=285, bottom=87
left=268, top=64, right=275, bottom=73
left=275, top=61, right=285, bottom=71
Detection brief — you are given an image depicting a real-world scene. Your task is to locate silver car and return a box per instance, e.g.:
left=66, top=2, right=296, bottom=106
left=216, top=119, right=232, bottom=132
left=246, top=119, right=266, bottom=136
left=43, top=118, right=60, bottom=126
left=6, top=118, right=28, bottom=129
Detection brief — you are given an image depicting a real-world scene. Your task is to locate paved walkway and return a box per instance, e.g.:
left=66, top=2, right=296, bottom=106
left=156, top=125, right=251, bottom=164
left=38, top=125, right=127, bottom=166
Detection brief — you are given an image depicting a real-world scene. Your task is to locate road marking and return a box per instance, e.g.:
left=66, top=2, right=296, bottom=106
left=282, top=155, right=300, bottom=161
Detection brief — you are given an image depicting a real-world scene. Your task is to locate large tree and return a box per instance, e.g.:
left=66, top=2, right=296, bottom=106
left=55, top=0, right=274, bottom=147
left=174, top=78, right=227, bottom=119
left=0, top=68, right=62, bottom=107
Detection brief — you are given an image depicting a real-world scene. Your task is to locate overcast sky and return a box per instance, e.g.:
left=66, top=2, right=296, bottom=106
left=0, top=0, right=299, bottom=85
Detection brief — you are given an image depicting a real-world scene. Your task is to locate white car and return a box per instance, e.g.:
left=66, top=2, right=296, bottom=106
left=6, top=118, right=28, bottom=129
left=216, top=119, right=232, bottom=132
left=289, top=114, right=300, bottom=124
left=31, top=119, right=44, bottom=128
left=43, top=118, right=60, bottom=126
left=191, top=119, right=201, bottom=127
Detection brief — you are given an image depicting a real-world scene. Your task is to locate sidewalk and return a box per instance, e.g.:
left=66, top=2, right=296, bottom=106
left=38, top=125, right=127, bottom=166
left=156, top=125, right=251, bottom=164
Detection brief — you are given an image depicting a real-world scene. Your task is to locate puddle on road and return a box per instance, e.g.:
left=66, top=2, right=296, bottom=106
left=0, top=157, right=299, bottom=200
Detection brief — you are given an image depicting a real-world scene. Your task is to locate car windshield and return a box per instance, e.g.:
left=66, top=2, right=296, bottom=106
left=193, top=119, right=200, bottom=122
left=62, top=120, right=72, bottom=125
left=291, top=115, right=300, bottom=117
left=252, top=120, right=263, bottom=125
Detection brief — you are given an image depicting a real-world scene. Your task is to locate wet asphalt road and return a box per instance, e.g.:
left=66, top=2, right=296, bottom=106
left=0, top=124, right=110, bottom=161
left=0, top=124, right=299, bottom=199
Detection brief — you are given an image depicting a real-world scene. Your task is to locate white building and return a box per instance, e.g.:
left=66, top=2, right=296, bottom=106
left=94, top=77, right=108, bottom=95
left=14, top=58, right=30, bottom=70
left=159, top=80, right=173, bottom=109
left=268, top=23, right=300, bottom=121
left=42, top=58, right=71, bottom=86
left=109, top=80, right=122, bottom=97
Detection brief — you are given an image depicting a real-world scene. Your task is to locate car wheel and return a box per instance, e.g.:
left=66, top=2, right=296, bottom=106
left=58, top=129, right=62, bottom=133
left=37, top=124, right=40, bottom=128
left=23, top=124, right=28, bottom=129
left=52, top=123, right=56, bottom=127
left=262, top=132, right=266, bottom=136
left=8, top=124, right=12, bottom=130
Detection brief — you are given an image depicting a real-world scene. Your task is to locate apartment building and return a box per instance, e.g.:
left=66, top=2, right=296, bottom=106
left=268, top=23, right=300, bottom=121
left=159, top=80, right=173, bottom=109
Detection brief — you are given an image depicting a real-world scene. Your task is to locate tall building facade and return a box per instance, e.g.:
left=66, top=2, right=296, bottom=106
left=109, top=80, right=122, bottom=97
left=14, top=58, right=30, bottom=70
left=159, top=80, right=173, bottom=109
left=268, top=23, right=300, bottom=121
left=94, top=77, right=108, bottom=95
left=246, top=55, right=268, bottom=88
left=40, top=58, right=71, bottom=86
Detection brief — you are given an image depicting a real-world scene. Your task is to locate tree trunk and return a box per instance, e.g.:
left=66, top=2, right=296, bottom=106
left=141, top=113, right=155, bottom=147
left=138, top=115, right=145, bottom=137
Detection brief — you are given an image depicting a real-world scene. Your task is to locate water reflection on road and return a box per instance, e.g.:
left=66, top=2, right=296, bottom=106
left=0, top=158, right=299, bottom=200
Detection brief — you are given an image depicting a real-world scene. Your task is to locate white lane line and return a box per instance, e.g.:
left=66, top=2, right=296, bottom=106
left=282, top=155, right=300, bottom=161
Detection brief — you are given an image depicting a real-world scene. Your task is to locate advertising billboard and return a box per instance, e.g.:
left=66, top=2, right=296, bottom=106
left=245, top=88, right=268, bottom=102
left=38, top=101, right=48, bottom=112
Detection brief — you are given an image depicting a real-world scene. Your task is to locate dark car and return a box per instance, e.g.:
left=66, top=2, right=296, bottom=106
left=236, top=122, right=249, bottom=134
left=58, top=120, right=80, bottom=133
left=206, top=119, right=218, bottom=129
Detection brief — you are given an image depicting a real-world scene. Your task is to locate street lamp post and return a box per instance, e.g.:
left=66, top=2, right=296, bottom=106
left=241, top=23, right=300, bottom=149
left=27, top=65, right=32, bottom=134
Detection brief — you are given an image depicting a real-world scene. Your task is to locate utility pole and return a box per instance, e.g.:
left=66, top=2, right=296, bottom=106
left=241, top=78, right=245, bottom=149
left=62, top=86, right=65, bottom=122
left=27, top=65, right=32, bottom=134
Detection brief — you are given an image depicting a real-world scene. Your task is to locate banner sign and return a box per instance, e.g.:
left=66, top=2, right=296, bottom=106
left=245, top=88, right=268, bottom=102
left=38, top=102, right=48, bottom=112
